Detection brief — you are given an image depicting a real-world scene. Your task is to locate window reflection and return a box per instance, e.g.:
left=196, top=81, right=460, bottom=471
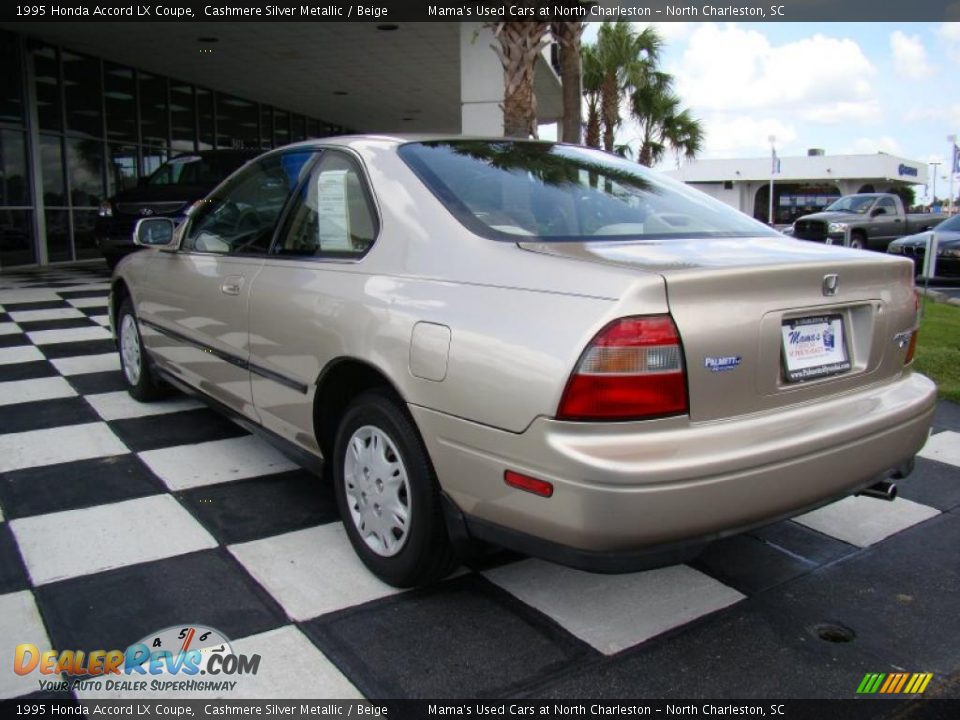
left=104, top=63, right=136, bottom=143
left=0, top=130, right=30, bottom=206
left=66, top=137, right=104, bottom=207
left=40, top=135, right=66, bottom=206
left=0, top=31, right=24, bottom=125
left=63, top=51, right=102, bottom=137
left=171, top=81, right=195, bottom=152
left=45, top=209, right=71, bottom=262
left=33, top=44, right=61, bottom=132
left=108, top=144, right=139, bottom=195
left=0, top=210, right=34, bottom=266
left=197, top=87, right=214, bottom=150
left=140, top=72, right=168, bottom=147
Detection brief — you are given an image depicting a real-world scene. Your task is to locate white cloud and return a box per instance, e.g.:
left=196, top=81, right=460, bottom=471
left=671, top=24, right=877, bottom=119
left=890, top=31, right=936, bottom=78
left=695, top=115, right=798, bottom=157
left=937, top=22, right=960, bottom=63
left=631, top=21, right=695, bottom=44
left=903, top=103, right=960, bottom=126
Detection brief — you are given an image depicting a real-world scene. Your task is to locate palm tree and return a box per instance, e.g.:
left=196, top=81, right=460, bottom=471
left=582, top=45, right=602, bottom=149
left=489, top=21, right=551, bottom=139
left=550, top=21, right=584, bottom=144
left=594, top=22, right=662, bottom=152
left=630, top=72, right=704, bottom=167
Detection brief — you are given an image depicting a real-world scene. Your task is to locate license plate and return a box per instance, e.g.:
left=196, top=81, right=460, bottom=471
left=781, top=314, right=851, bottom=382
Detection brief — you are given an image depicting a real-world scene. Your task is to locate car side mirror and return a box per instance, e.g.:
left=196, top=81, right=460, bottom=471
left=134, top=217, right=178, bottom=248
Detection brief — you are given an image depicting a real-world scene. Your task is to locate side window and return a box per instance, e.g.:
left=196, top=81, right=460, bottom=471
left=876, top=197, right=896, bottom=214
left=273, top=151, right=378, bottom=259
left=182, top=150, right=314, bottom=255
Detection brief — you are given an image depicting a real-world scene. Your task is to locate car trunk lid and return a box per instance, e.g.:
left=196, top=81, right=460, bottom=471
left=519, top=237, right=918, bottom=422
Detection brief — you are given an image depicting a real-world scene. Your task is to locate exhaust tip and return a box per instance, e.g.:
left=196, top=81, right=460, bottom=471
left=857, top=480, right=898, bottom=502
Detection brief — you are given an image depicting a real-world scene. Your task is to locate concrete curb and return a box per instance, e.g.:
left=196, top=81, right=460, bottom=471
left=917, top=287, right=960, bottom=307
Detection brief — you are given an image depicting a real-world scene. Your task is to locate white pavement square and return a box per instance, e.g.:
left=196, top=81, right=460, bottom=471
left=10, top=495, right=218, bottom=585
left=229, top=524, right=402, bottom=621
left=0, top=322, right=20, bottom=335
left=794, top=496, right=940, bottom=548
left=0, top=422, right=129, bottom=473
left=49, top=353, right=121, bottom=376
left=0, top=346, right=44, bottom=366
left=8, top=308, right=85, bottom=322
left=0, top=376, right=77, bottom=407
left=65, top=296, right=109, bottom=309
left=918, top=430, right=960, bottom=468
left=139, top=435, right=298, bottom=491
left=484, top=560, right=745, bottom=655
left=26, top=326, right=112, bottom=345
left=0, top=591, right=53, bottom=699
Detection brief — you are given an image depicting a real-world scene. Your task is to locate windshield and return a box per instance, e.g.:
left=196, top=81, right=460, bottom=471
left=398, top=141, right=777, bottom=241
left=936, top=215, right=960, bottom=232
left=147, top=154, right=248, bottom=187
left=824, top=196, right=877, bottom=214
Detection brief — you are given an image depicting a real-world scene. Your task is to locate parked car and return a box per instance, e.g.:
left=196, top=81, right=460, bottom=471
left=888, top=214, right=960, bottom=277
left=789, top=193, right=947, bottom=251
left=96, top=149, right=260, bottom=269
left=110, top=137, right=936, bottom=587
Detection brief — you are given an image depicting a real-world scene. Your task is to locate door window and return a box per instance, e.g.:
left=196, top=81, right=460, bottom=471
left=182, top=150, right=314, bottom=255
left=273, top=151, right=378, bottom=259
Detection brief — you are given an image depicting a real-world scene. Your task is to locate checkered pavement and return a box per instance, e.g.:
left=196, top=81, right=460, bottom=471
left=1, top=263, right=959, bottom=700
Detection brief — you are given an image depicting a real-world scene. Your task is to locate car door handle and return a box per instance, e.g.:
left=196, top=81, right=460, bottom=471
left=221, top=275, right=244, bottom=295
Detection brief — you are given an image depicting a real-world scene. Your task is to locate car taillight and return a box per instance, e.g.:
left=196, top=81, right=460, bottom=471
left=557, top=315, right=688, bottom=421
left=905, top=290, right=921, bottom=365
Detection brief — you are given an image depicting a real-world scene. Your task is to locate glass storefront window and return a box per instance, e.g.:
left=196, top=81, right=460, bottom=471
left=62, top=51, right=102, bottom=138
left=306, top=118, right=320, bottom=139
left=142, top=146, right=168, bottom=177
left=216, top=93, right=258, bottom=149
left=108, top=144, right=138, bottom=195
left=260, top=105, right=273, bottom=149
left=39, top=135, right=66, bottom=206
left=1, top=31, right=24, bottom=125
left=0, top=129, right=30, bottom=207
left=0, top=209, right=35, bottom=267
left=170, top=81, right=196, bottom=152
left=139, top=72, right=168, bottom=147
left=45, top=208, right=70, bottom=262
left=72, top=209, right=98, bottom=260
left=197, top=86, right=214, bottom=150
left=33, top=44, right=61, bottom=132
left=273, top=109, right=289, bottom=147
left=290, top=114, right=306, bottom=143
left=104, top=63, right=136, bottom=143
left=66, top=137, right=104, bottom=207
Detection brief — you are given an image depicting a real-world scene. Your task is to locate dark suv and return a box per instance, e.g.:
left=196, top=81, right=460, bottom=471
left=96, top=149, right=259, bottom=269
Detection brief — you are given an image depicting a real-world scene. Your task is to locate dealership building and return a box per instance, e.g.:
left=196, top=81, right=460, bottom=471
left=0, top=22, right=562, bottom=268
left=665, top=150, right=929, bottom=226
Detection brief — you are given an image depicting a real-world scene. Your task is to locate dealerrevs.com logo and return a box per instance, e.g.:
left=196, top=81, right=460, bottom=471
left=14, top=624, right=261, bottom=693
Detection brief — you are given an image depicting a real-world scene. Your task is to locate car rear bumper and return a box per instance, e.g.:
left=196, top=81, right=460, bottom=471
left=412, top=371, right=936, bottom=562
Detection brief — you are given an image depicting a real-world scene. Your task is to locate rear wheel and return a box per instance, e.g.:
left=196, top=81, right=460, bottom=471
left=117, top=298, right=167, bottom=402
left=849, top=231, right=866, bottom=250
left=333, top=391, right=457, bottom=587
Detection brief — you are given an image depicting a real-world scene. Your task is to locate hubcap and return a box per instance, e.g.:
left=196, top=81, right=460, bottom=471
left=120, top=314, right=141, bottom=386
left=343, top=425, right=410, bottom=557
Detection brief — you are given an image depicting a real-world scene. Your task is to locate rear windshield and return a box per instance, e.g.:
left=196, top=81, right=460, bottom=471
left=398, top=140, right=776, bottom=241
left=147, top=154, right=251, bottom=187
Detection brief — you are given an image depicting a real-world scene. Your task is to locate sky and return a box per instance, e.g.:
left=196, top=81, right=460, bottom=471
left=550, top=21, right=960, bottom=203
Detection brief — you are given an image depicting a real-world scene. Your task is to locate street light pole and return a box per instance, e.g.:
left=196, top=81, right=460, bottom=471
left=930, top=161, right=940, bottom=208
left=949, top=134, right=957, bottom=215
left=768, top=135, right=776, bottom=226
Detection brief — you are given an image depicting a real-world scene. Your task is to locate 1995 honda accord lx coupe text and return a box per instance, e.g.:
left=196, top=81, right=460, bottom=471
left=110, top=137, right=937, bottom=587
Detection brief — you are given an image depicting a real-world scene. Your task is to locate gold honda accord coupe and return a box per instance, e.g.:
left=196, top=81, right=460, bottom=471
left=110, top=136, right=937, bottom=587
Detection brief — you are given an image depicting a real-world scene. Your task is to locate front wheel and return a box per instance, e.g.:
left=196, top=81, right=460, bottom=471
left=849, top=232, right=866, bottom=250
left=117, top=298, right=168, bottom=401
left=333, top=391, right=457, bottom=587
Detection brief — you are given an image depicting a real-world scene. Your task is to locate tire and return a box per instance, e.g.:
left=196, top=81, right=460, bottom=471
left=849, top=232, right=866, bottom=250
left=117, top=298, right=168, bottom=402
left=333, top=391, right=457, bottom=587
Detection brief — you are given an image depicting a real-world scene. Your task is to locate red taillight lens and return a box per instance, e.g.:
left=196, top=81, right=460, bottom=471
left=504, top=470, right=554, bottom=498
left=557, top=315, right=688, bottom=421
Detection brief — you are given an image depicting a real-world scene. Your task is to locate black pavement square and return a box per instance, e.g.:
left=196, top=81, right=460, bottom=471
left=0, top=455, right=165, bottom=520
left=34, top=549, right=287, bottom=654
left=692, top=532, right=816, bottom=595
left=66, top=370, right=126, bottom=395
left=0, top=522, right=30, bottom=593
left=0, top=333, right=29, bottom=347
left=109, top=408, right=248, bottom=453
left=0, top=312, right=10, bottom=322
left=15, top=318, right=99, bottom=332
left=749, top=520, right=858, bottom=567
left=40, top=339, right=116, bottom=359
left=0, top=360, right=58, bottom=382
left=302, top=574, right=597, bottom=699
left=0, top=301, right=71, bottom=311
left=897, top=457, right=960, bottom=512
left=59, top=289, right=110, bottom=299
left=177, top=469, right=338, bottom=545
left=79, top=307, right=109, bottom=318
left=0, top=396, right=100, bottom=435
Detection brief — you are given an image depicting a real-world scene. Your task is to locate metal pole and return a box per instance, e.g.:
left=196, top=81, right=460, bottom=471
left=768, top=135, right=776, bottom=225
left=949, top=134, right=957, bottom=215
left=930, top=161, right=940, bottom=209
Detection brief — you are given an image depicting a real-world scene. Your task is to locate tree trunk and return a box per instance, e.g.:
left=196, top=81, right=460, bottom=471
left=601, top=75, right=618, bottom=152
left=491, top=22, right=549, bottom=139
left=551, top=22, right=583, bottom=144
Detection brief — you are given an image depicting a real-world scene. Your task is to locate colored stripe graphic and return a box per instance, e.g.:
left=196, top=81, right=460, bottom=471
left=858, top=672, right=932, bottom=694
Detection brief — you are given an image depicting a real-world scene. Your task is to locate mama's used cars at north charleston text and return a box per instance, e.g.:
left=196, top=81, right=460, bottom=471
left=110, top=136, right=936, bottom=587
